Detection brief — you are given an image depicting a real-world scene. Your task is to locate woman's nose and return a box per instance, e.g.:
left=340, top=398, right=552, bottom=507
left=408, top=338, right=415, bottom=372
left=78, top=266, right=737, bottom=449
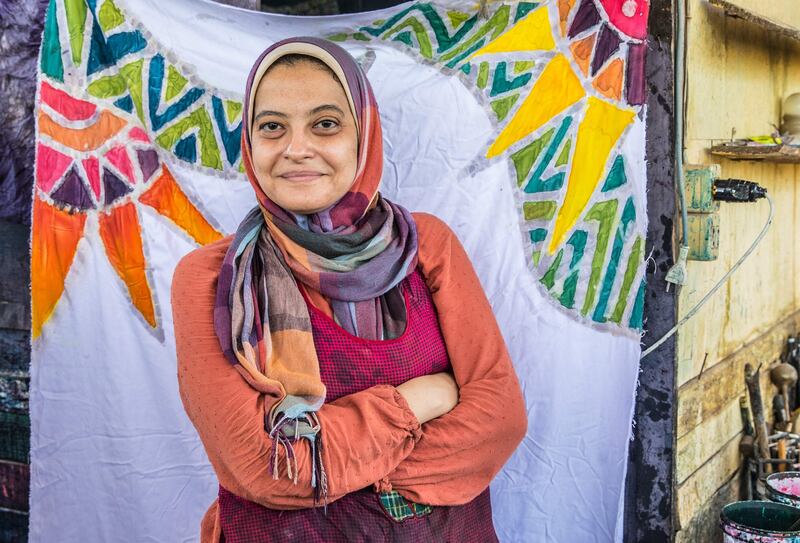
left=283, top=130, right=314, bottom=160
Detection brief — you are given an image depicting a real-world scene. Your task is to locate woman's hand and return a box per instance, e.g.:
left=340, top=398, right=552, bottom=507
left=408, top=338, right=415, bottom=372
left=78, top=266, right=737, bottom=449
left=396, top=372, right=459, bottom=424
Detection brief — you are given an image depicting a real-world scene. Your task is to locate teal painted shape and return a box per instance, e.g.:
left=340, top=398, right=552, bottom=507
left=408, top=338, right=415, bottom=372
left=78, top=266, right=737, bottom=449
left=460, top=64, right=471, bottom=74
left=87, top=12, right=146, bottom=77
left=211, top=96, right=242, bottom=166
left=148, top=55, right=205, bottom=131
left=529, top=228, right=547, bottom=244
left=393, top=31, right=414, bottom=47
left=361, top=4, right=478, bottom=54
left=601, top=155, right=627, bottom=192
left=629, top=278, right=646, bottom=330
left=593, top=197, right=636, bottom=323
left=524, top=116, right=572, bottom=193
left=41, top=0, right=64, bottom=82
left=445, top=39, right=487, bottom=68
left=175, top=134, right=197, bottom=163
left=558, top=230, right=587, bottom=309
left=515, top=2, right=539, bottom=22
left=490, top=62, right=532, bottom=97
left=113, top=95, right=134, bottom=113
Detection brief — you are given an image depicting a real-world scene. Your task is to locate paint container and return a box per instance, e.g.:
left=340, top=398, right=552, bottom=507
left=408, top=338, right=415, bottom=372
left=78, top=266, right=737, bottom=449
left=720, top=501, right=800, bottom=542
left=768, top=473, right=800, bottom=508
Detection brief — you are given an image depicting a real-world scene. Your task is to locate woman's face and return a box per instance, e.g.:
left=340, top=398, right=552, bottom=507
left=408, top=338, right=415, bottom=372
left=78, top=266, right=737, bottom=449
left=250, top=62, right=358, bottom=215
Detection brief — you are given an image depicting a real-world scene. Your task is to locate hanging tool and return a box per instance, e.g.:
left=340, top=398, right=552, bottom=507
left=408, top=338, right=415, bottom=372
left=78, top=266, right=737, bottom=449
left=746, top=363, right=772, bottom=474
left=771, top=363, right=798, bottom=427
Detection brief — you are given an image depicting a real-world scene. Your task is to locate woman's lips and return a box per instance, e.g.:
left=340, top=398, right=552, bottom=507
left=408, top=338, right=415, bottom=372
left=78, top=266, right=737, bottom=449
left=279, top=171, right=324, bottom=182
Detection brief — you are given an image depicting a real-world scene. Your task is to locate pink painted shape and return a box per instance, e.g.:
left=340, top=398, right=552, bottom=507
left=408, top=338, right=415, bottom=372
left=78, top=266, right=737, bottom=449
left=81, top=157, right=101, bottom=199
left=597, top=0, right=649, bottom=40
left=40, top=81, right=97, bottom=121
left=128, top=127, right=150, bottom=143
left=36, top=143, right=73, bottom=193
left=105, top=146, right=136, bottom=184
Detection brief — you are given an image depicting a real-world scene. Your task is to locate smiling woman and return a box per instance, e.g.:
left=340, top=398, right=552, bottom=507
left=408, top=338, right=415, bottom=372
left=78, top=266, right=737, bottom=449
left=171, top=37, right=527, bottom=543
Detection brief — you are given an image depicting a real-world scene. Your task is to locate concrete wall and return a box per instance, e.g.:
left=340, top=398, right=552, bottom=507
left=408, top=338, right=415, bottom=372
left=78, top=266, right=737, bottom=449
left=675, top=1, right=800, bottom=540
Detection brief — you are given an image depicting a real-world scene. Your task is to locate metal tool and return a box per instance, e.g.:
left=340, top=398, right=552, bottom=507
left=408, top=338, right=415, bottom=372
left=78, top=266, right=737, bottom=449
left=746, top=363, right=772, bottom=474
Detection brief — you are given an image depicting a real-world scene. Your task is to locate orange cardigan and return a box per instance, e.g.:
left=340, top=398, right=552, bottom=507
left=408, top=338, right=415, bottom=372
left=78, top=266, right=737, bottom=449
left=172, top=212, right=528, bottom=542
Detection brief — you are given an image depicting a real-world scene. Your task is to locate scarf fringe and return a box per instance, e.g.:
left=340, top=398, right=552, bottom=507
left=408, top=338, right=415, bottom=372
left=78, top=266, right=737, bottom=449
left=267, top=413, right=328, bottom=508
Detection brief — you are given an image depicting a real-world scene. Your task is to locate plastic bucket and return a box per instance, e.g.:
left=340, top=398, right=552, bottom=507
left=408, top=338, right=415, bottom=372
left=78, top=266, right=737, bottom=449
left=768, top=473, right=800, bottom=508
left=721, top=501, right=800, bottom=542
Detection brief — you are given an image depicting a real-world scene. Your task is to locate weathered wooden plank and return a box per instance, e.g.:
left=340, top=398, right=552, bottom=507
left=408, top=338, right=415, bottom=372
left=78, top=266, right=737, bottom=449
left=708, top=0, right=800, bottom=43
left=676, top=435, right=741, bottom=529
left=675, top=469, right=740, bottom=542
left=677, top=310, right=800, bottom=439
left=0, top=461, right=29, bottom=512
left=677, top=398, right=742, bottom=484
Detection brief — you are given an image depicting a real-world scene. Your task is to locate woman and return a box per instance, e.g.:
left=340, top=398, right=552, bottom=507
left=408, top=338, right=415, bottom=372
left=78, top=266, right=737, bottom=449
left=172, top=37, right=527, bottom=542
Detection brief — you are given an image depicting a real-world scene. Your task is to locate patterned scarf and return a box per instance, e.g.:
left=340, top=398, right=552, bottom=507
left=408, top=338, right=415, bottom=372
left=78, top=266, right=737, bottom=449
left=214, top=37, right=418, bottom=503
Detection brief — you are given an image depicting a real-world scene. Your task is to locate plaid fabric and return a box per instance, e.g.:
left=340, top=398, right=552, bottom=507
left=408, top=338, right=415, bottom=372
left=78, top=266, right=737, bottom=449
left=218, top=269, right=498, bottom=542
left=379, top=491, right=433, bottom=522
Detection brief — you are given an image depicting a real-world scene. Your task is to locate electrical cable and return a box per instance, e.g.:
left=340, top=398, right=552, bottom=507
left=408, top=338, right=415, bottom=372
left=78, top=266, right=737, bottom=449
left=641, top=193, right=774, bottom=359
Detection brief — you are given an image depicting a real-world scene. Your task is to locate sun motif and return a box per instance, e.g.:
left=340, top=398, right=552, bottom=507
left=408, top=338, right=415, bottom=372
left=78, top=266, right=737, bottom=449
left=32, top=80, right=222, bottom=338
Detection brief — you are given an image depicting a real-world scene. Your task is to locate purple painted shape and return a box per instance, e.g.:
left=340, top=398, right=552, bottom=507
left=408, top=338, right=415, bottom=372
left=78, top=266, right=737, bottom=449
left=568, top=0, right=601, bottom=39
left=136, top=149, right=159, bottom=182
left=103, top=167, right=133, bottom=205
left=626, top=41, right=647, bottom=106
left=591, top=24, right=622, bottom=75
left=51, top=165, right=94, bottom=210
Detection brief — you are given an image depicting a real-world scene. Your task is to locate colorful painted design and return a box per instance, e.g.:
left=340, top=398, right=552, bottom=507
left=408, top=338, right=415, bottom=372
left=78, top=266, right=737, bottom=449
left=35, top=0, right=648, bottom=335
left=332, top=1, right=649, bottom=330
left=34, top=0, right=224, bottom=338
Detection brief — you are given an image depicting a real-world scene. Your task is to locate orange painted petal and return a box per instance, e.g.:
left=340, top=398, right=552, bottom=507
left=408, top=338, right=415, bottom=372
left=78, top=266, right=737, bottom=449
left=593, top=58, right=625, bottom=101
left=39, top=109, right=126, bottom=152
left=31, top=197, right=87, bottom=338
left=98, top=202, right=157, bottom=327
left=139, top=167, right=223, bottom=246
left=569, top=33, right=596, bottom=76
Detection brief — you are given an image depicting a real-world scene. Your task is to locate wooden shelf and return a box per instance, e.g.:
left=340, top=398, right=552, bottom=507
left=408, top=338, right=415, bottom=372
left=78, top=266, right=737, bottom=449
left=709, top=142, right=800, bottom=163
left=708, top=0, right=800, bottom=42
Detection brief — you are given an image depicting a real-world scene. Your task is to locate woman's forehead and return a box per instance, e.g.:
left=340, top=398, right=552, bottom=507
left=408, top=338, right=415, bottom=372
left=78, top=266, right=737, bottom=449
left=254, top=65, right=351, bottom=113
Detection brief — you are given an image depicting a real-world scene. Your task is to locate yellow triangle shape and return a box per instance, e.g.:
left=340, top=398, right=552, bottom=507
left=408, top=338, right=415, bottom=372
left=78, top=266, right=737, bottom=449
left=470, top=5, right=555, bottom=59
left=486, top=54, right=585, bottom=158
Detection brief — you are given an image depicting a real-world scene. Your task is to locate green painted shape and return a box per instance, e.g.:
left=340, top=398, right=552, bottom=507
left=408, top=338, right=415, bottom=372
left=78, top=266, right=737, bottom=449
left=41, top=1, right=64, bottom=82
left=0, top=412, right=30, bottom=463
left=532, top=250, right=542, bottom=267
left=523, top=200, right=556, bottom=221
left=540, top=250, right=563, bottom=289
left=165, top=65, right=188, bottom=102
left=353, top=32, right=371, bottom=41
left=524, top=116, right=572, bottom=193
left=629, top=278, right=646, bottom=330
left=440, top=5, right=510, bottom=65
left=513, top=60, right=536, bottom=74
left=364, top=4, right=478, bottom=54
left=87, top=74, right=126, bottom=98
left=477, top=62, right=489, bottom=88
left=555, top=138, right=571, bottom=167
left=119, top=59, right=145, bottom=122
left=447, top=10, right=471, bottom=27
left=225, top=100, right=242, bottom=124
left=515, top=2, right=539, bottom=22
left=610, top=236, right=644, bottom=324
left=511, top=129, right=553, bottom=187
left=98, top=0, right=125, bottom=32
left=372, top=19, right=385, bottom=26
left=156, top=107, right=223, bottom=170
left=382, top=16, right=433, bottom=58
left=64, top=0, right=87, bottom=66
left=580, top=200, right=618, bottom=316
left=490, top=94, right=519, bottom=121
left=601, top=155, right=627, bottom=192
left=328, top=32, right=348, bottom=42
left=593, top=198, right=636, bottom=322
left=558, top=230, right=587, bottom=309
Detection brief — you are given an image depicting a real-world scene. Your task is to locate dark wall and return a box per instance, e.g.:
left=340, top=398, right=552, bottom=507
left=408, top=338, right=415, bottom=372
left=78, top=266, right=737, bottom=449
left=623, top=0, right=677, bottom=541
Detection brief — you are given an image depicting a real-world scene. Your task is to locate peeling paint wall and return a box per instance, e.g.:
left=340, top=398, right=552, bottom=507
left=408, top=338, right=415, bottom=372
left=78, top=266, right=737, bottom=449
left=675, top=1, right=800, bottom=540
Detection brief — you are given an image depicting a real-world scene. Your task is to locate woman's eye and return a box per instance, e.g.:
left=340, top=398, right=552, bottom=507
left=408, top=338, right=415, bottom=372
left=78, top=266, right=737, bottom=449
left=260, top=122, right=282, bottom=132
left=315, top=119, right=339, bottom=130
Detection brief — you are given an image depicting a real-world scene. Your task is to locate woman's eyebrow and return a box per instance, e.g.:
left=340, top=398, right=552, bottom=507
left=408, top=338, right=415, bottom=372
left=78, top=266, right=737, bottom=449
left=309, top=104, right=345, bottom=116
left=253, top=110, right=287, bottom=122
